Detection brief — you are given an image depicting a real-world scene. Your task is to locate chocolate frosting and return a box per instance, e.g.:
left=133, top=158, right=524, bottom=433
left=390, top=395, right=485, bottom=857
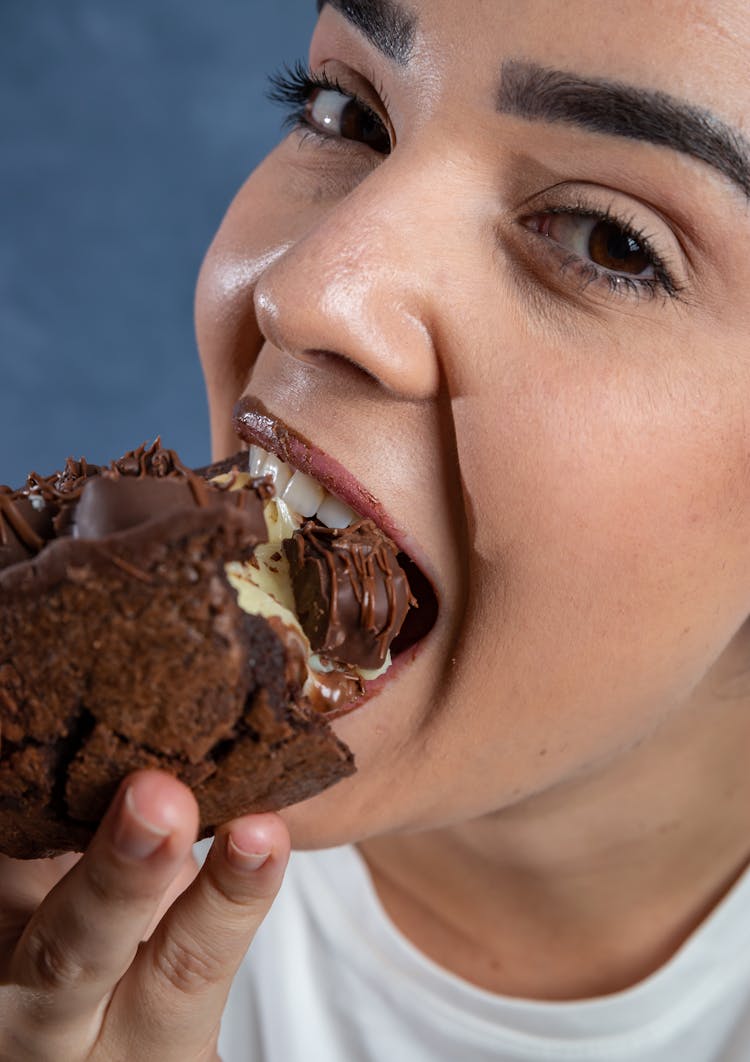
left=0, top=441, right=266, bottom=572
left=284, top=519, right=415, bottom=671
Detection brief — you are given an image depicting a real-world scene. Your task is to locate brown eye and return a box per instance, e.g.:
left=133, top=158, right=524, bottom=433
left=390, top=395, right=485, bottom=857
left=525, top=212, right=656, bottom=279
left=587, top=220, right=651, bottom=274
left=305, top=88, right=391, bottom=154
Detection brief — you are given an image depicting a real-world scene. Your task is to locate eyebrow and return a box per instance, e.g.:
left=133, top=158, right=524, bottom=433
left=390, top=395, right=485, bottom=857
left=316, top=0, right=417, bottom=65
left=498, top=59, right=750, bottom=199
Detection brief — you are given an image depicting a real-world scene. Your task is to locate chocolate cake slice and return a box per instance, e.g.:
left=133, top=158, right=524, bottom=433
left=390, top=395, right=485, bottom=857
left=0, top=443, right=358, bottom=859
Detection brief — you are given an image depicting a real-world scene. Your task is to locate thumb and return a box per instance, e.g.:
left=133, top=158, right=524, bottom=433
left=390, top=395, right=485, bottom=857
left=109, top=812, right=290, bottom=1060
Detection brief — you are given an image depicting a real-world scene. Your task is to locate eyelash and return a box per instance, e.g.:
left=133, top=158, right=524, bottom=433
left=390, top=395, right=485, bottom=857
left=267, top=62, right=681, bottom=304
left=267, top=60, right=389, bottom=149
left=526, top=202, right=681, bottom=302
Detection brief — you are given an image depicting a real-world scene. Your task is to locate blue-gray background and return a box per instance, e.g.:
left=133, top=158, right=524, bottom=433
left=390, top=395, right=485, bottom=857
left=0, top=0, right=316, bottom=485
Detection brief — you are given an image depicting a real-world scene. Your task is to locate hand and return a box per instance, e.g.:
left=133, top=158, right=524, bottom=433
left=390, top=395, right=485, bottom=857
left=0, top=770, right=290, bottom=1061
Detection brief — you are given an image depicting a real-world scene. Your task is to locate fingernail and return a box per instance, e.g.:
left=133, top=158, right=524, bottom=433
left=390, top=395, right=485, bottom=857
left=113, top=785, right=171, bottom=860
left=226, top=833, right=271, bottom=872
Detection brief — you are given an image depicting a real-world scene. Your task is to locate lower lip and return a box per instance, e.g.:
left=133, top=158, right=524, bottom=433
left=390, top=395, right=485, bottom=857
left=324, top=639, right=428, bottom=721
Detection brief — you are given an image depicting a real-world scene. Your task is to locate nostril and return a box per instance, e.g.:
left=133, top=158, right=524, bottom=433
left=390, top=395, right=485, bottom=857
left=292, top=348, right=385, bottom=386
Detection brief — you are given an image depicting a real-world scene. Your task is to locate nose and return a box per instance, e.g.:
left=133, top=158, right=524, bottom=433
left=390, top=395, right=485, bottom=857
left=252, top=152, right=442, bottom=400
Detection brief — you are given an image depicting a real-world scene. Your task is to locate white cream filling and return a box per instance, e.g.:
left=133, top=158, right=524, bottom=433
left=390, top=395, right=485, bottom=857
left=214, top=470, right=391, bottom=705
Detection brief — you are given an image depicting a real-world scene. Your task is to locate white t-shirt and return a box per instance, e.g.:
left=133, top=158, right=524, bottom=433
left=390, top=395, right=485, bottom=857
left=217, top=845, right=750, bottom=1061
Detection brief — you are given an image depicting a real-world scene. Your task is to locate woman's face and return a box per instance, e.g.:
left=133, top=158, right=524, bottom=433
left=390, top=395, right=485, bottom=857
left=196, top=0, right=750, bottom=845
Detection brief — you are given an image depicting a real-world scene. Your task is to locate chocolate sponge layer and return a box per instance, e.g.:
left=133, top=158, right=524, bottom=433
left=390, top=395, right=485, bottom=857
left=0, top=499, right=354, bottom=859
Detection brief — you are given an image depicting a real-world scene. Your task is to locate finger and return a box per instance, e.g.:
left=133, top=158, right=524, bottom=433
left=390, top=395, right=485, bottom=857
left=0, top=852, right=81, bottom=964
left=110, top=812, right=290, bottom=1059
left=11, top=770, right=198, bottom=1029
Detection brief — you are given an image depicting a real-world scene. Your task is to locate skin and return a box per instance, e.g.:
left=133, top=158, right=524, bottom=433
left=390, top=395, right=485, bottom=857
left=198, top=0, right=750, bottom=996
left=3, top=0, right=750, bottom=1053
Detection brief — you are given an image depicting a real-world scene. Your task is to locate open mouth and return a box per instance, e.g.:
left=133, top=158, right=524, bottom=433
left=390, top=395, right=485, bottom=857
left=226, top=399, right=439, bottom=717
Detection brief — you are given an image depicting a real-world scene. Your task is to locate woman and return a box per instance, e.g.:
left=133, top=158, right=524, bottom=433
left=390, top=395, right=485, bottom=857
left=3, top=1, right=750, bottom=1058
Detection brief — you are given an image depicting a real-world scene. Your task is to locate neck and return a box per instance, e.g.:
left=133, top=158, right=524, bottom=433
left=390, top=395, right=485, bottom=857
left=359, top=667, right=750, bottom=1000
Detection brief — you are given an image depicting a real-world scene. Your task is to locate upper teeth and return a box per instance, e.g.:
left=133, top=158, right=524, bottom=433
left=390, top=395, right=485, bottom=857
left=247, top=445, right=358, bottom=529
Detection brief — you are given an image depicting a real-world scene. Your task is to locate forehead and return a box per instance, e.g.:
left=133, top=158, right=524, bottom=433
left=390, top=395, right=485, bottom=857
left=372, top=0, right=750, bottom=126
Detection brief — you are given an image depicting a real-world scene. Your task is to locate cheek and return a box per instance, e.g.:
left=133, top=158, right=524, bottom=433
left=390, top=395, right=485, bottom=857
left=452, top=346, right=750, bottom=730
left=195, top=147, right=328, bottom=455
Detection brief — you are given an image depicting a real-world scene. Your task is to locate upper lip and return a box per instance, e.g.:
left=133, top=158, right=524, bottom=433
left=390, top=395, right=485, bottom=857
left=234, top=394, right=403, bottom=547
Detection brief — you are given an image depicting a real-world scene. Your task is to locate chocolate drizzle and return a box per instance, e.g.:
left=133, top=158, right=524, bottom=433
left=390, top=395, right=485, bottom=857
left=0, top=489, right=52, bottom=568
left=284, top=519, right=415, bottom=671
